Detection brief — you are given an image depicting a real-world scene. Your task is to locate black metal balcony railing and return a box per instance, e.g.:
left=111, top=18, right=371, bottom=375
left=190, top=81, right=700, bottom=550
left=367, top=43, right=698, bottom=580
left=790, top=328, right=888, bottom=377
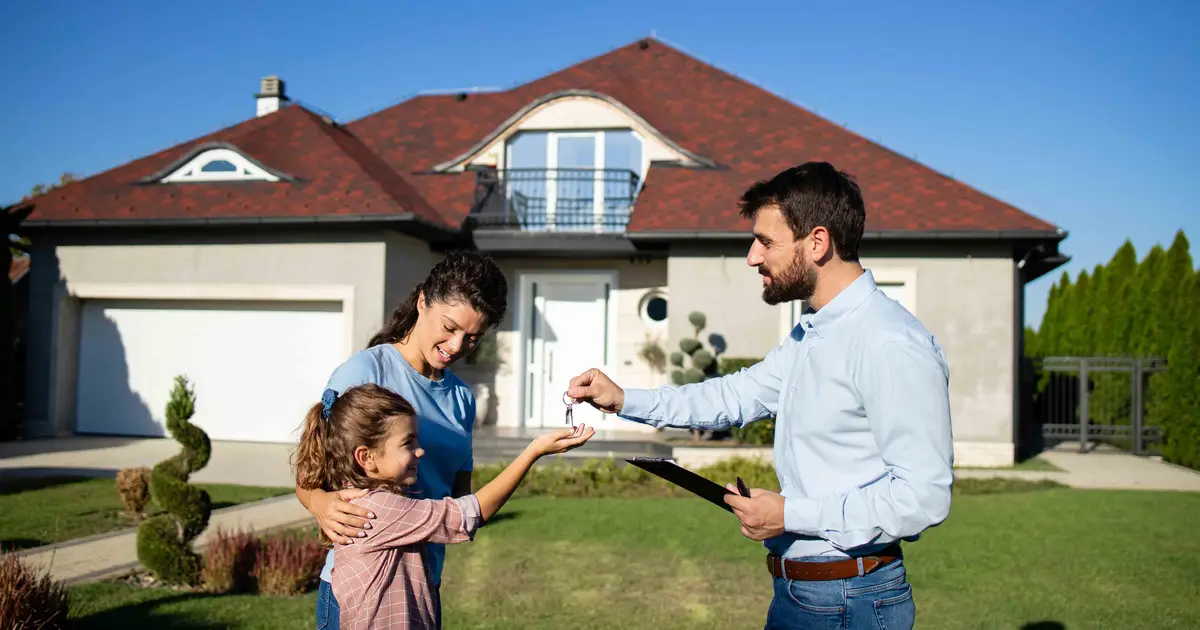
left=470, top=168, right=640, bottom=232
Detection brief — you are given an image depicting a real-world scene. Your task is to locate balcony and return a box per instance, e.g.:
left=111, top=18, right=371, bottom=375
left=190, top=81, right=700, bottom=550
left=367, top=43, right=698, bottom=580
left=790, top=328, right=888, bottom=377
left=470, top=168, right=640, bottom=233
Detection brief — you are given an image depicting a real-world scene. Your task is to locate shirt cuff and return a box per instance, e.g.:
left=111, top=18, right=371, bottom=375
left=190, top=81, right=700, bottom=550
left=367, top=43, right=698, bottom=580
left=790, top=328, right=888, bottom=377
left=453, top=495, right=483, bottom=539
left=783, top=495, right=821, bottom=537
left=616, top=389, right=657, bottom=425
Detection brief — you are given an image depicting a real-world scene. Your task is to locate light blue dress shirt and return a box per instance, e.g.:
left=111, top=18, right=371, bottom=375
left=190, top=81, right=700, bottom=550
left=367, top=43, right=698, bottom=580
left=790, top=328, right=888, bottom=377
left=619, top=270, right=955, bottom=559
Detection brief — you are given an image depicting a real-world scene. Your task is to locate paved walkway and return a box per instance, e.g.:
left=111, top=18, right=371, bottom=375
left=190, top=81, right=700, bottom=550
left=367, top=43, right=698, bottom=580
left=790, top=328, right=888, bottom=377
left=954, top=443, right=1200, bottom=492
left=4, top=436, right=1199, bottom=585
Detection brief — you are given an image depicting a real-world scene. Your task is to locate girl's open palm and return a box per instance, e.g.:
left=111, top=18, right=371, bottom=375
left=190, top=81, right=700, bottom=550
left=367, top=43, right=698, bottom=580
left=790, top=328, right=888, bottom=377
left=531, top=424, right=596, bottom=456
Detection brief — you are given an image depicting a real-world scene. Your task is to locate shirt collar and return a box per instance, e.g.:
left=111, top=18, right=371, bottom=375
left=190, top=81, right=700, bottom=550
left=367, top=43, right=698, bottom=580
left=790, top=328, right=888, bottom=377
left=802, top=269, right=877, bottom=337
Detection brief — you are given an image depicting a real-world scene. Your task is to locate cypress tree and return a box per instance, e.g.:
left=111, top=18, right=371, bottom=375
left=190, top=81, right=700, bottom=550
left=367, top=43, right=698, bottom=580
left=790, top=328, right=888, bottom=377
left=1106, top=240, right=1139, bottom=355
left=1065, top=270, right=1091, bottom=356
left=1132, top=245, right=1166, bottom=357
left=1149, top=231, right=1193, bottom=357
left=1042, top=271, right=1072, bottom=357
left=1156, top=271, right=1200, bottom=470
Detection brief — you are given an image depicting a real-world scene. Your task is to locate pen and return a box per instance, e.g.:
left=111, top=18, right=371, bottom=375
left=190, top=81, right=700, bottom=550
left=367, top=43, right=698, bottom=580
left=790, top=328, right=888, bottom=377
left=736, top=477, right=751, bottom=498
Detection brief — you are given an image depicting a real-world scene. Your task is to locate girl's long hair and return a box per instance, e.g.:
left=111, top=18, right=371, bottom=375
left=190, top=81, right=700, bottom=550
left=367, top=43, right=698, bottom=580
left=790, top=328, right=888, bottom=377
left=367, top=250, right=509, bottom=348
left=293, top=383, right=417, bottom=497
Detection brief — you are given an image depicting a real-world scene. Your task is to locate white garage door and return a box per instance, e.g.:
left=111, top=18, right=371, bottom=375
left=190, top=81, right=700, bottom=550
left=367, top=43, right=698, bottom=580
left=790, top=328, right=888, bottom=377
left=76, top=299, right=348, bottom=443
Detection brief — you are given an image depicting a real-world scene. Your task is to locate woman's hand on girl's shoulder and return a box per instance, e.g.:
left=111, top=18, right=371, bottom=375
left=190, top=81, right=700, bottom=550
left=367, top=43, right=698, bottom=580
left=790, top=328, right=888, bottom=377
left=312, top=488, right=376, bottom=544
left=528, top=424, right=596, bottom=458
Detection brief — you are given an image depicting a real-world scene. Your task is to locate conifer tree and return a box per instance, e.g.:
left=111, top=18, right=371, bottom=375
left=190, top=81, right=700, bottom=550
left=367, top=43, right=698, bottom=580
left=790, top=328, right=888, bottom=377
left=1132, top=245, right=1166, bottom=357
left=1155, top=271, right=1200, bottom=470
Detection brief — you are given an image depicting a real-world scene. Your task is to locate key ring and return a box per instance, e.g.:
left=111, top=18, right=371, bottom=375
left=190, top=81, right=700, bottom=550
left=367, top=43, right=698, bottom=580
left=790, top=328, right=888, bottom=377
left=562, top=392, right=576, bottom=428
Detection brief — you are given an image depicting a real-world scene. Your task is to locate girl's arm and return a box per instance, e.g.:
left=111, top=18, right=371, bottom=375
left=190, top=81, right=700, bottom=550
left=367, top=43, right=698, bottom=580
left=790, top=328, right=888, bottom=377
left=357, top=425, right=597, bottom=550
left=356, top=492, right=482, bottom=549
left=474, top=425, right=595, bottom=522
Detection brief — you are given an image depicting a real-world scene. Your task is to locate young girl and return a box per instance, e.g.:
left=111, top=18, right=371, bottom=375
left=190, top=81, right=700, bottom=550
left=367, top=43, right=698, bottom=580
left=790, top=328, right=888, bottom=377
left=295, top=383, right=594, bottom=629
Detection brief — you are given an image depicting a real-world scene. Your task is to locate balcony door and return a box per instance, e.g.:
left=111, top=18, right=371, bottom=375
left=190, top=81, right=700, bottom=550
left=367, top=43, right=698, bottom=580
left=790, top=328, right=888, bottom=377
left=547, top=133, right=602, bottom=231
left=504, top=130, right=643, bottom=232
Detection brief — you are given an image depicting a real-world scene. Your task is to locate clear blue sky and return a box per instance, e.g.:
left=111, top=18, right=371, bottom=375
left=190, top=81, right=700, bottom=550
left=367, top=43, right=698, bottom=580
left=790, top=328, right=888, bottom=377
left=2, top=0, right=1196, bottom=327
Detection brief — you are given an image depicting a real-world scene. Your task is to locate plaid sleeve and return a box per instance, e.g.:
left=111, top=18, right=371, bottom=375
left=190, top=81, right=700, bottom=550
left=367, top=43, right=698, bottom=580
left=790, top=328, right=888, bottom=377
left=354, top=491, right=476, bottom=549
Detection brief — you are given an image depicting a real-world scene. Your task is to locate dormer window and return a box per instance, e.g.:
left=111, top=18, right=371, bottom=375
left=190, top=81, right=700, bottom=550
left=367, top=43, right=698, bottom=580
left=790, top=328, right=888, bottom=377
left=158, top=147, right=282, bottom=183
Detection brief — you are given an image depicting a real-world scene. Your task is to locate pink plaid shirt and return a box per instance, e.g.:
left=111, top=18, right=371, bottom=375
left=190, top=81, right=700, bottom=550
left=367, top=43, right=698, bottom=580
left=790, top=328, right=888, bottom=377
left=332, top=490, right=482, bottom=629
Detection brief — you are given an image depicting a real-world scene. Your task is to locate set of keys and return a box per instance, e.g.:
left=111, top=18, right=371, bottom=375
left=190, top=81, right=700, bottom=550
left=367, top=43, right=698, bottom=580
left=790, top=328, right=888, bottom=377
left=562, top=392, right=577, bottom=429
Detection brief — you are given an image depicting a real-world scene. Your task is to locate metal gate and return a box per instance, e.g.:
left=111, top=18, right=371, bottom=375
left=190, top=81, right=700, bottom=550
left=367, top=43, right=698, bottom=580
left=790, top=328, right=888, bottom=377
left=1030, top=356, right=1167, bottom=455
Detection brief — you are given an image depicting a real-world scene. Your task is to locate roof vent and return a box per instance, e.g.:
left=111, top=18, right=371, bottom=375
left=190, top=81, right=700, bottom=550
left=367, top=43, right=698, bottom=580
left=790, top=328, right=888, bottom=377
left=256, top=75, right=289, bottom=117
left=639, top=39, right=650, bottom=50
left=455, top=92, right=469, bottom=102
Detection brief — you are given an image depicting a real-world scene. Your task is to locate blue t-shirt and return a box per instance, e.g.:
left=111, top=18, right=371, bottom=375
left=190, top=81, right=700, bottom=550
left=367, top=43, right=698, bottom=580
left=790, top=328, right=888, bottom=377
left=317, top=344, right=476, bottom=586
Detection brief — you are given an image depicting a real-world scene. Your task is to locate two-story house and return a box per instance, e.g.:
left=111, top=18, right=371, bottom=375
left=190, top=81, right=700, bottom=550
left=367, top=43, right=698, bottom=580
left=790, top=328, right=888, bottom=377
left=20, top=38, right=1068, bottom=466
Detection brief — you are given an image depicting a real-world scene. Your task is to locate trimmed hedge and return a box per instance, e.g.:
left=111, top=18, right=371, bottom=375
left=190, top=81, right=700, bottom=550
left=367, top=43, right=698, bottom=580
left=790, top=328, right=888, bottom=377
left=718, top=357, right=776, bottom=446
left=472, top=457, right=1062, bottom=498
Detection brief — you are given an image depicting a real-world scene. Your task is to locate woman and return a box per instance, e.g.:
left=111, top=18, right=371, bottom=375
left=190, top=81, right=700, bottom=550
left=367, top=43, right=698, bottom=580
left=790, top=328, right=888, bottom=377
left=295, top=250, right=508, bottom=629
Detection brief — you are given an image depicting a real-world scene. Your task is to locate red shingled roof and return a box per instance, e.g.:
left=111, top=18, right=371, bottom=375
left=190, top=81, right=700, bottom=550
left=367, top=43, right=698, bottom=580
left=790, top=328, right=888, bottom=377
left=26, top=37, right=1058, bottom=236
left=349, top=38, right=1059, bottom=234
left=25, top=105, right=450, bottom=228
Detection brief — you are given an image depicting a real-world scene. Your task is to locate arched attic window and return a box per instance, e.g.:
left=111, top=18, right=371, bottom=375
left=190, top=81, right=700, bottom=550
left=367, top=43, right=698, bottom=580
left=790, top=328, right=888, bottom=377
left=159, top=148, right=281, bottom=182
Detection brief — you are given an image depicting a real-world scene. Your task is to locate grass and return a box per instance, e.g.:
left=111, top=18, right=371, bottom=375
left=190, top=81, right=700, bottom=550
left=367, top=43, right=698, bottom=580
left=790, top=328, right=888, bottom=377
left=67, top=486, right=1200, bottom=629
left=0, top=475, right=293, bottom=551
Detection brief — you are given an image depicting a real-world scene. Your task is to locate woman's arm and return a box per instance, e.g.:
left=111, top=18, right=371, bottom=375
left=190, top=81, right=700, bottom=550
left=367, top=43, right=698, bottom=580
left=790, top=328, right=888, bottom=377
left=296, top=486, right=374, bottom=544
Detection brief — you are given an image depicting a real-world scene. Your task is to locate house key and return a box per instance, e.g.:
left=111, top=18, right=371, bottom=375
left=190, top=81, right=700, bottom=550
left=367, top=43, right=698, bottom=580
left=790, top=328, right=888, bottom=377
left=562, top=392, right=576, bottom=429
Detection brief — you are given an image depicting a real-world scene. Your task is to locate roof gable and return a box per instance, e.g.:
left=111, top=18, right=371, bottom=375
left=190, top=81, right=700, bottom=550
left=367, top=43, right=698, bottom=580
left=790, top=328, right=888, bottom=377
left=24, top=105, right=450, bottom=228
left=350, top=38, right=1061, bottom=235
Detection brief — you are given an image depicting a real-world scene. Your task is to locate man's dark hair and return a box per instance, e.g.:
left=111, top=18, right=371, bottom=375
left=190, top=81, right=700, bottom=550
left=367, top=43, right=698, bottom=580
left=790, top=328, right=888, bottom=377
left=738, top=161, right=866, bottom=261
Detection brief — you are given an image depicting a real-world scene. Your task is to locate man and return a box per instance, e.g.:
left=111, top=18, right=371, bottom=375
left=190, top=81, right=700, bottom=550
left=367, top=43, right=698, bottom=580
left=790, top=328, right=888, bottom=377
left=566, top=162, right=954, bottom=629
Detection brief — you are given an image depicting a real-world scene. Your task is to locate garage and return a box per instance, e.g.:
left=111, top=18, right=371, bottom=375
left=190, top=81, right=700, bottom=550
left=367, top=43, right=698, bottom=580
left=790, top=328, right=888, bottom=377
left=75, top=298, right=349, bottom=443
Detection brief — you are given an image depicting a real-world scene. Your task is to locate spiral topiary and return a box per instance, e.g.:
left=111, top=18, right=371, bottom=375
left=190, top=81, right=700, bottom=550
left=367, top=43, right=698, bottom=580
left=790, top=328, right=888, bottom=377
left=669, top=311, right=722, bottom=386
left=136, top=375, right=212, bottom=585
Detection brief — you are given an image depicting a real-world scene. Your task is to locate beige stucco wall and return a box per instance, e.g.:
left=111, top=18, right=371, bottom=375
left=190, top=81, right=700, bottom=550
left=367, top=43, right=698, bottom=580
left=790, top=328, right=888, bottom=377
left=23, top=230, right=434, bottom=437
left=454, top=257, right=669, bottom=430
left=664, top=244, right=1018, bottom=466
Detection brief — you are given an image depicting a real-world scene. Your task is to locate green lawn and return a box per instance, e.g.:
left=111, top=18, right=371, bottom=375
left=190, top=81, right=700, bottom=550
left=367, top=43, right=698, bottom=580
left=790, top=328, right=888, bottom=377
left=0, top=475, right=293, bottom=551
left=68, top=488, right=1200, bottom=629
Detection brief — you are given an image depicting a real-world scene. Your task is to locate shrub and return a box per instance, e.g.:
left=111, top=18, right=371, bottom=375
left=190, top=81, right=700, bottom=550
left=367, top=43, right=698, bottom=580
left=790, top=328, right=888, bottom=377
left=253, top=533, right=327, bottom=596
left=0, top=550, right=70, bottom=630
left=201, top=527, right=260, bottom=594
left=473, top=456, right=1061, bottom=498
left=115, top=466, right=151, bottom=520
left=669, top=312, right=722, bottom=386
left=136, top=375, right=213, bottom=586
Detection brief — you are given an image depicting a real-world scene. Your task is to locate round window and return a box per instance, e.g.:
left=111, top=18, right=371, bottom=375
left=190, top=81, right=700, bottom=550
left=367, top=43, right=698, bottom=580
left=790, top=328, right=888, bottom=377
left=641, top=293, right=668, bottom=326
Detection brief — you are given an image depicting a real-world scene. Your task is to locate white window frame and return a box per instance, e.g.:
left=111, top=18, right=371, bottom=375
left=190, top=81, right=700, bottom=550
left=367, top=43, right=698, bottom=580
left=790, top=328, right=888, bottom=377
left=545, top=131, right=605, bottom=230
left=638, top=289, right=669, bottom=329
left=160, top=148, right=281, bottom=183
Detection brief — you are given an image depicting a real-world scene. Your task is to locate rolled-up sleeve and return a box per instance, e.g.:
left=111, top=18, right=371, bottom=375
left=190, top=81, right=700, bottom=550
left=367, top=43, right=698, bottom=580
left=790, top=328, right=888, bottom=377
left=783, top=337, right=954, bottom=550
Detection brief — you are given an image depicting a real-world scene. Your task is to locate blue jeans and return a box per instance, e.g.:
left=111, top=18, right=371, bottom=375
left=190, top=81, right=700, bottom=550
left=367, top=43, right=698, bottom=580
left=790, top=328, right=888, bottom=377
left=316, top=578, right=443, bottom=629
left=765, top=556, right=915, bottom=630
left=316, top=579, right=340, bottom=629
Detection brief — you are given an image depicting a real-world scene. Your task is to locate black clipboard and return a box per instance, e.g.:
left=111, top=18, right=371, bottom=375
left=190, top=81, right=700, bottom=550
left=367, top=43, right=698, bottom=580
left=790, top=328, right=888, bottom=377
left=626, top=457, right=738, bottom=513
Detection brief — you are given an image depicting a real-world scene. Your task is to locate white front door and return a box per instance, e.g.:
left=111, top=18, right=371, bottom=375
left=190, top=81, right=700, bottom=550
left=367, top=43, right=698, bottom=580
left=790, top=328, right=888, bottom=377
left=524, top=276, right=611, bottom=428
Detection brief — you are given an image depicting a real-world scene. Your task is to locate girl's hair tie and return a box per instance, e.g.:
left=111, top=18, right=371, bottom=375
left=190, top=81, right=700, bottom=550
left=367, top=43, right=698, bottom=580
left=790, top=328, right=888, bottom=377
left=321, top=388, right=339, bottom=420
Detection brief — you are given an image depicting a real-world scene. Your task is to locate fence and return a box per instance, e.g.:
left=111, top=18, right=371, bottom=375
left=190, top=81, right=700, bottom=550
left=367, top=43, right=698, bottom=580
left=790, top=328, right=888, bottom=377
left=1025, top=356, right=1168, bottom=456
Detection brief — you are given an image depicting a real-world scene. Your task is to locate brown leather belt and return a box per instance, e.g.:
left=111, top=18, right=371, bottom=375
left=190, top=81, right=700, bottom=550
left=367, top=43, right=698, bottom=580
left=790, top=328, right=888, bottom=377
left=767, top=544, right=902, bottom=581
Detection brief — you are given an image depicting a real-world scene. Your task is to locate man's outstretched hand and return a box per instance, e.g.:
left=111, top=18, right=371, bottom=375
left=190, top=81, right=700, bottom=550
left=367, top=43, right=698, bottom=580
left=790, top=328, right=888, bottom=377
left=724, top=484, right=785, bottom=541
left=566, top=368, right=625, bottom=414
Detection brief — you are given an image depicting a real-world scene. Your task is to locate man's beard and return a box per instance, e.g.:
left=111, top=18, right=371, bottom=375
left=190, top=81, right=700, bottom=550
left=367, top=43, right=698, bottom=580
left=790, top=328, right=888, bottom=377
left=760, top=252, right=817, bottom=306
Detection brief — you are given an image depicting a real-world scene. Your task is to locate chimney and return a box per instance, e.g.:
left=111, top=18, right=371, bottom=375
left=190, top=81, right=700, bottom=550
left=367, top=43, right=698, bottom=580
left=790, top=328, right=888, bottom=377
left=256, top=76, right=288, bottom=117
